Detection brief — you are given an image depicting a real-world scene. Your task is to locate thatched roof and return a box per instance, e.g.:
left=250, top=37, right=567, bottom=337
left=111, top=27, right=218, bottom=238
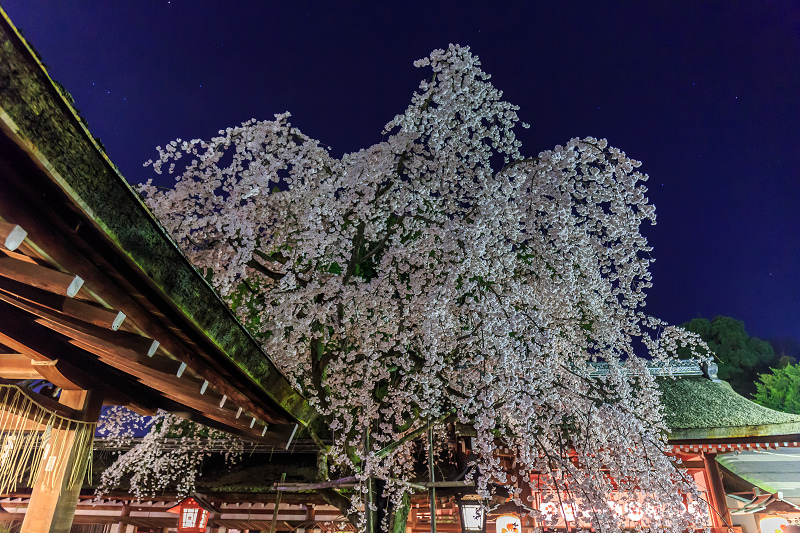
left=660, top=377, right=800, bottom=441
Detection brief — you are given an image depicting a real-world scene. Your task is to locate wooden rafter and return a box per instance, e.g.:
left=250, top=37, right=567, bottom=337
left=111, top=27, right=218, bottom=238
left=0, top=287, right=261, bottom=422
left=0, top=352, right=40, bottom=379
left=0, top=287, right=160, bottom=357
left=0, top=275, right=125, bottom=330
left=0, top=296, right=292, bottom=443
left=0, top=221, right=26, bottom=251
left=0, top=252, right=83, bottom=298
left=0, top=298, right=137, bottom=402
left=0, top=251, right=296, bottom=443
left=0, top=170, right=295, bottom=431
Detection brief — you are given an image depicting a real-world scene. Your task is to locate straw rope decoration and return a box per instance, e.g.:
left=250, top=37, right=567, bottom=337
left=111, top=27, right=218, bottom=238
left=0, top=384, right=95, bottom=494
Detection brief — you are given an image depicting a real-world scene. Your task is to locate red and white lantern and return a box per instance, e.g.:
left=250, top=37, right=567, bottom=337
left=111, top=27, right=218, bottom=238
left=495, top=514, right=521, bottom=533
left=167, top=495, right=217, bottom=533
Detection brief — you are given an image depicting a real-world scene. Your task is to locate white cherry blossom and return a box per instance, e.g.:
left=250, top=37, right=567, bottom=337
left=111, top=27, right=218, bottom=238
left=137, top=45, right=707, bottom=531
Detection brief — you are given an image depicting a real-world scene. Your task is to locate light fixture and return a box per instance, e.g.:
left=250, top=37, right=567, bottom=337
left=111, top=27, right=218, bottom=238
left=625, top=502, right=644, bottom=522
left=760, top=516, right=788, bottom=533
left=167, top=494, right=218, bottom=533
left=495, top=513, right=521, bottom=533
left=458, top=495, right=487, bottom=533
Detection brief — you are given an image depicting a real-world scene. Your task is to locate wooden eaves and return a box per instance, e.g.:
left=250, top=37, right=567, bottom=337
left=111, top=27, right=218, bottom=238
left=0, top=8, right=316, bottom=447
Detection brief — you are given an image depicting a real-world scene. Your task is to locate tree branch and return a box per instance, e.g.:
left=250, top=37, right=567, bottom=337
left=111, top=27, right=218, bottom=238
left=342, top=221, right=366, bottom=285
left=375, top=411, right=454, bottom=459
left=246, top=258, right=285, bottom=282
left=317, top=488, right=361, bottom=528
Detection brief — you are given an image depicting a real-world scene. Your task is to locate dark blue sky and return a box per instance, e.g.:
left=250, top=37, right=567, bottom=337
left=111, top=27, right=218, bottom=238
left=3, top=2, right=799, bottom=344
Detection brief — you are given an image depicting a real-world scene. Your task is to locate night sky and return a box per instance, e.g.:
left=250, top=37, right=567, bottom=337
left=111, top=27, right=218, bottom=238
left=3, top=2, right=799, bottom=345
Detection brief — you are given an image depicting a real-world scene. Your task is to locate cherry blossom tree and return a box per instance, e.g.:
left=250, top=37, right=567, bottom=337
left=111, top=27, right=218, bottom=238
left=95, top=407, right=243, bottom=499
left=138, top=45, right=707, bottom=532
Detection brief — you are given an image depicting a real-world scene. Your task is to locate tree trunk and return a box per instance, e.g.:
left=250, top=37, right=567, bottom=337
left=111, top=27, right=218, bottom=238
left=318, top=488, right=360, bottom=528
left=388, top=491, right=410, bottom=533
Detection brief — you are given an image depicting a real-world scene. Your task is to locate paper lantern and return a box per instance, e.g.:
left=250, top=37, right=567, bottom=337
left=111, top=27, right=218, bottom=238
left=458, top=496, right=487, bottom=533
left=760, top=516, right=789, bottom=533
left=167, top=495, right=218, bottom=533
left=495, top=514, right=521, bottom=533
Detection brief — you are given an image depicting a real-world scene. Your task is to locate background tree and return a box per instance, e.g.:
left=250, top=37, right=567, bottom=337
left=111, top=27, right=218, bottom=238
left=770, top=337, right=800, bottom=367
left=679, top=316, right=777, bottom=397
left=754, top=363, right=800, bottom=414
left=137, top=45, right=706, bottom=532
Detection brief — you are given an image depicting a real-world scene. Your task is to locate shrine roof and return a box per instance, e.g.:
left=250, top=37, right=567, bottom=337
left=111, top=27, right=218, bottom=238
left=0, top=8, right=315, bottom=440
left=659, top=376, right=800, bottom=441
left=718, top=449, right=800, bottom=498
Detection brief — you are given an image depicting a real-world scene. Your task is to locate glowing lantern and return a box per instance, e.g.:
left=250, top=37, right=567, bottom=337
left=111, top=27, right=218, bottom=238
left=625, top=502, right=644, bottom=522
left=539, top=502, right=575, bottom=523
left=760, top=516, right=789, bottom=533
left=495, top=514, right=521, bottom=533
left=167, top=495, right=218, bottom=533
left=458, top=496, right=487, bottom=533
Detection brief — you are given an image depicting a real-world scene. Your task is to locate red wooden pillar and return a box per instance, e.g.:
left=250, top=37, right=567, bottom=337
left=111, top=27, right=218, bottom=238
left=702, top=451, right=733, bottom=529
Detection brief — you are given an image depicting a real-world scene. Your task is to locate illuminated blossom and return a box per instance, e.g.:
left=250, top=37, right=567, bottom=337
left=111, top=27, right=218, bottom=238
left=136, top=45, right=707, bottom=531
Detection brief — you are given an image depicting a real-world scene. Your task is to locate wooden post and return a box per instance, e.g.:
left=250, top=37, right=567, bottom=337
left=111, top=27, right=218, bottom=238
left=269, top=472, right=286, bottom=533
left=109, top=501, right=131, bottom=533
left=702, top=451, right=732, bottom=529
left=20, top=389, right=100, bottom=533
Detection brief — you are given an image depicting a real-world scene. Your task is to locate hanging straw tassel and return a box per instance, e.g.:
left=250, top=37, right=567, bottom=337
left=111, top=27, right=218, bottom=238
left=0, top=384, right=95, bottom=494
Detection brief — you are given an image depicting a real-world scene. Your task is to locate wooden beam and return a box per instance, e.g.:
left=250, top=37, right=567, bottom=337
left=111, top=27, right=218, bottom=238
left=1, top=247, right=37, bottom=264
left=0, top=288, right=159, bottom=357
left=28, top=312, right=284, bottom=440
left=0, top=221, right=26, bottom=251
left=0, top=379, right=97, bottom=422
left=0, top=352, right=41, bottom=379
left=0, top=137, right=301, bottom=431
left=0, top=332, right=82, bottom=390
left=30, top=359, right=86, bottom=390
left=8, top=292, right=285, bottom=426
left=0, top=253, right=83, bottom=297
left=0, top=299, right=134, bottom=403
left=0, top=275, right=125, bottom=330
left=77, top=344, right=268, bottom=436
left=0, top=298, right=286, bottom=443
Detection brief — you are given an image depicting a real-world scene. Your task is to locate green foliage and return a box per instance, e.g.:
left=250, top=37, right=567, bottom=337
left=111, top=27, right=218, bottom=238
left=679, top=316, right=777, bottom=397
left=754, top=363, right=800, bottom=414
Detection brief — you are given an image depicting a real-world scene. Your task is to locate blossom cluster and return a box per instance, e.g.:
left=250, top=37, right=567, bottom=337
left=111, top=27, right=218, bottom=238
left=96, top=408, right=243, bottom=499
left=138, top=45, right=708, bottom=531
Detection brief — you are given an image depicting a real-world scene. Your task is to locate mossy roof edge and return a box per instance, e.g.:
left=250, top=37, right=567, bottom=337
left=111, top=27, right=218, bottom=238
left=715, top=455, right=796, bottom=496
left=659, top=377, right=800, bottom=440
left=0, top=9, right=315, bottom=426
